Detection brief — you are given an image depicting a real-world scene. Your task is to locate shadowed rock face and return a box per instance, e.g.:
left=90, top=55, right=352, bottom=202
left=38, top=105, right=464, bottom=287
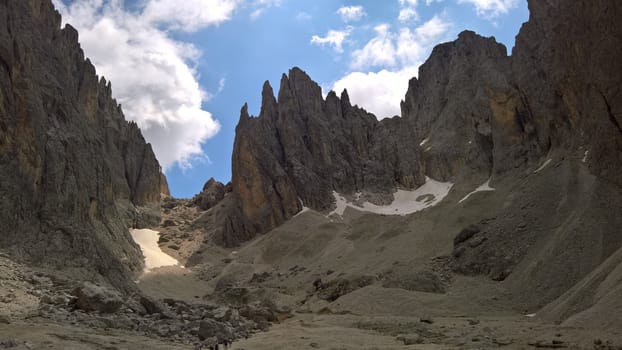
left=0, top=1, right=168, bottom=289
left=510, top=0, right=622, bottom=186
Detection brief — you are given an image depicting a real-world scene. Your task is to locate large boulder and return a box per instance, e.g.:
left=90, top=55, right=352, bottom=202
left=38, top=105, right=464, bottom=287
left=72, top=282, right=123, bottom=313
left=198, top=318, right=233, bottom=342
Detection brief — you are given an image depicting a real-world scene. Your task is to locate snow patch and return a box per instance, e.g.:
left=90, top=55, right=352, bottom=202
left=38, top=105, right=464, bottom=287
left=582, top=150, right=589, bottom=163
left=524, top=313, right=537, bottom=318
left=329, top=192, right=349, bottom=216
left=294, top=206, right=311, bottom=217
left=459, top=178, right=495, bottom=204
left=419, top=137, right=429, bottom=146
left=329, top=177, right=453, bottom=217
left=534, top=158, right=552, bottom=173
left=130, top=228, right=181, bottom=273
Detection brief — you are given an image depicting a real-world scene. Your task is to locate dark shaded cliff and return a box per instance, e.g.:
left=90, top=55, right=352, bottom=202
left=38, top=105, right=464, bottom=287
left=0, top=1, right=168, bottom=288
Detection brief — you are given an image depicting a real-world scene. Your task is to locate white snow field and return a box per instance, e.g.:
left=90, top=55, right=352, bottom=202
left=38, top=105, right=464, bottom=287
left=130, top=228, right=180, bottom=273
left=329, top=177, right=453, bottom=217
left=459, top=178, right=495, bottom=204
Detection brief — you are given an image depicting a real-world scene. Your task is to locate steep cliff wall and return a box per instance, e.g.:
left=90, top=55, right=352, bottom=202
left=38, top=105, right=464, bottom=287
left=0, top=0, right=168, bottom=288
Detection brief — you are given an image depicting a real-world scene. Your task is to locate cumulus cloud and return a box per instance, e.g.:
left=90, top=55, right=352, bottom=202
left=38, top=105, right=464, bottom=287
left=458, top=0, right=519, bottom=18
left=333, top=15, right=451, bottom=118
left=311, top=28, right=352, bottom=53
left=350, top=24, right=396, bottom=69
left=398, top=8, right=419, bottom=23
left=52, top=0, right=228, bottom=170
left=143, top=0, right=240, bottom=31
left=398, top=0, right=419, bottom=23
left=333, top=67, right=418, bottom=118
left=337, top=6, right=367, bottom=22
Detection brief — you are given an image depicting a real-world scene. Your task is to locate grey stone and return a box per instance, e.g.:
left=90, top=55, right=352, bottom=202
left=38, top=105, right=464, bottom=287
left=198, top=318, right=232, bottom=342
left=397, top=333, right=423, bottom=345
left=72, top=282, right=123, bottom=313
left=192, top=178, right=226, bottom=210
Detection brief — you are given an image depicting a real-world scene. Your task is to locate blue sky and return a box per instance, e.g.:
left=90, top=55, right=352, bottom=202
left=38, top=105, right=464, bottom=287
left=53, top=0, right=528, bottom=198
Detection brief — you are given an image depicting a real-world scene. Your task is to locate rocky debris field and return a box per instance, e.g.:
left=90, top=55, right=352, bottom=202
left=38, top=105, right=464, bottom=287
left=0, top=252, right=287, bottom=349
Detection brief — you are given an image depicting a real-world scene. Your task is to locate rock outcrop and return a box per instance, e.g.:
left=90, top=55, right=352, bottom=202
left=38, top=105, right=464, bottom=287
left=192, top=178, right=227, bottom=211
left=0, top=1, right=167, bottom=288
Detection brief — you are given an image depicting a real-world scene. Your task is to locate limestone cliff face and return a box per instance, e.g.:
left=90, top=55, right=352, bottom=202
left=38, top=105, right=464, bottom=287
left=227, top=68, right=424, bottom=244
left=511, top=0, right=622, bottom=186
left=400, top=30, right=542, bottom=181
left=0, top=1, right=167, bottom=288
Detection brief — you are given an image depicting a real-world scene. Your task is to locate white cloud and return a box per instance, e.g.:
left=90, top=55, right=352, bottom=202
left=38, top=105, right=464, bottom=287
left=458, top=0, right=519, bottom=18
left=296, top=12, right=312, bottom=21
left=350, top=24, right=396, bottom=69
left=248, top=0, right=281, bottom=19
left=333, top=66, right=419, bottom=118
left=337, top=5, right=367, bottom=22
left=250, top=8, right=264, bottom=19
left=398, top=0, right=419, bottom=23
left=217, top=78, right=226, bottom=94
left=398, top=7, right=419, bottom=23
left=426, top=0, right=443, bottom=4
left=143, top=0, right=241, bottom=32
left=52, top=0, right=226, bottom=170
left=333, top=15, right=451, bottom=119
left=311, top=28, right=352, bottom=53
left=414, top=14, right=451, bottom=41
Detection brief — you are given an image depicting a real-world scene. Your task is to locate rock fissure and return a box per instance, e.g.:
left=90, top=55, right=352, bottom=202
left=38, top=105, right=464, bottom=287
left=599, top=90, right=622, bottom=136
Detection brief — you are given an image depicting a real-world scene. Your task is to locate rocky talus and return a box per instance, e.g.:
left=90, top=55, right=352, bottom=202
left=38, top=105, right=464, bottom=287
left=0, top=1, right=167, bottom=288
